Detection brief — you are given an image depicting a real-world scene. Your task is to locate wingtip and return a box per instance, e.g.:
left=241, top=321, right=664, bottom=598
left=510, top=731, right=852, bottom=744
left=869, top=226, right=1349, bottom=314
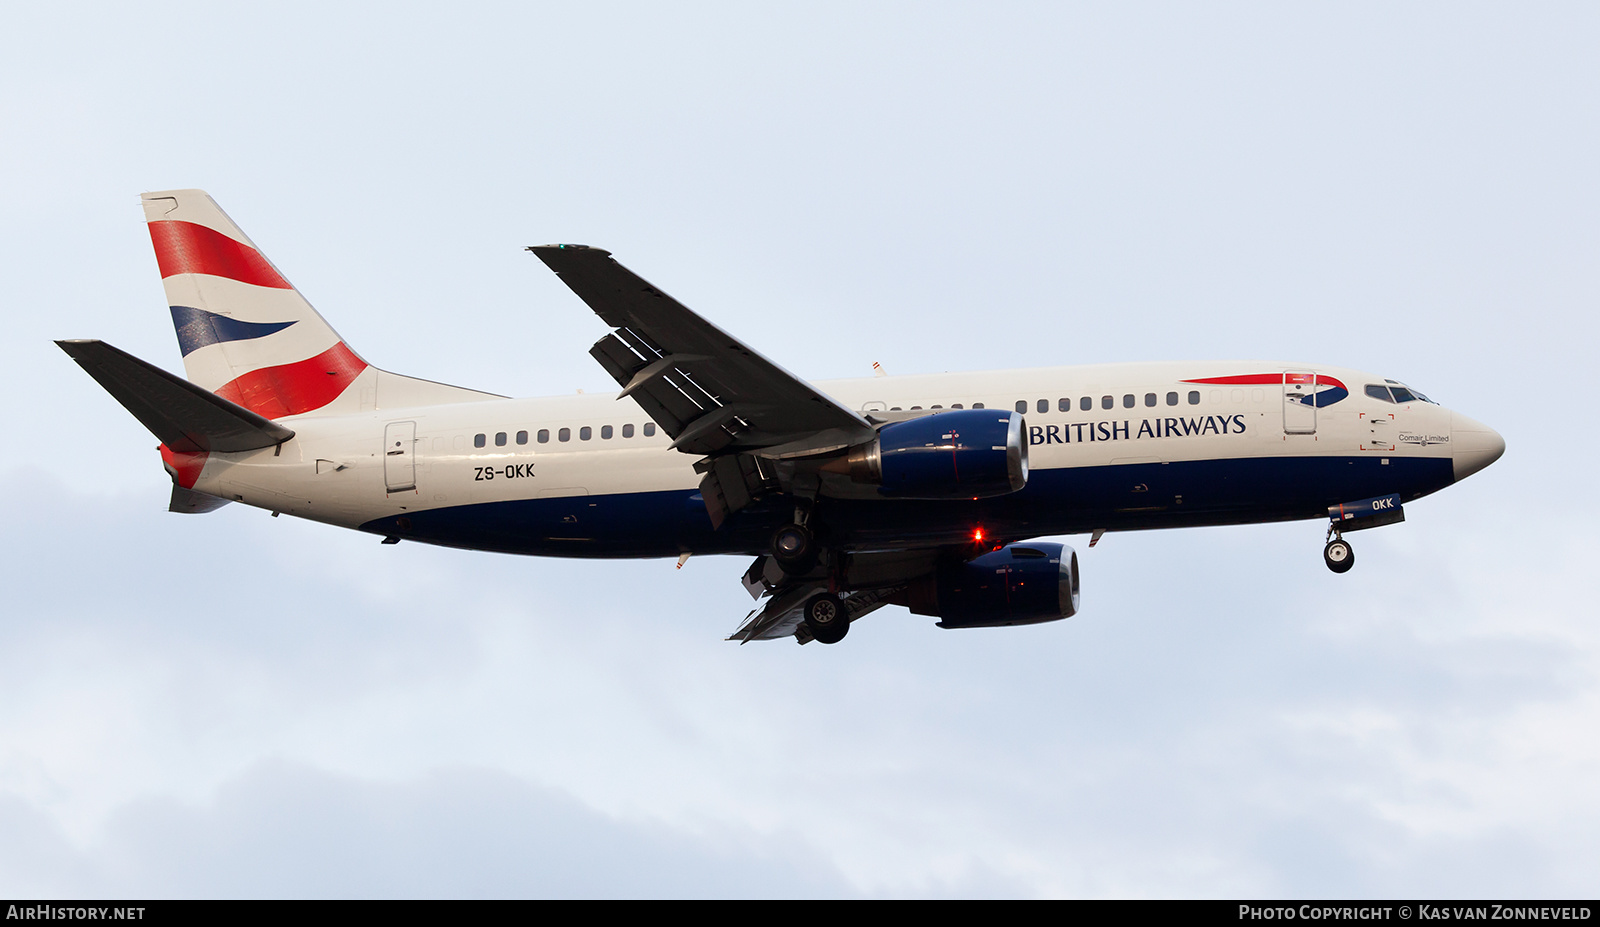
left=55, top=338, right=104, bottom=359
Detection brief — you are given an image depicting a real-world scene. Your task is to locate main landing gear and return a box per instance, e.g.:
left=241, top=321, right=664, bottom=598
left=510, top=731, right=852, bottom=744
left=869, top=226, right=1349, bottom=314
left=775, top=501, right=850, bottom=643
left=1323, top=527, right=1355, bottom=574
left=803, top=592, right=849, bottom=644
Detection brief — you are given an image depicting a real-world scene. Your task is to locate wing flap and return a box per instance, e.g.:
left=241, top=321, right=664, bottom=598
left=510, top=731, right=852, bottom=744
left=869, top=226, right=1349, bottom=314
left=57, top=339, right=295, bottom=453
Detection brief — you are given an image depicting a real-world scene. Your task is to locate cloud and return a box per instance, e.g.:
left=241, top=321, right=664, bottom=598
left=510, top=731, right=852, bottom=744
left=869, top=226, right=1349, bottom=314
left=2, top=471, right=1597, bottom=897
left=1, top=761, right=867, bottom=899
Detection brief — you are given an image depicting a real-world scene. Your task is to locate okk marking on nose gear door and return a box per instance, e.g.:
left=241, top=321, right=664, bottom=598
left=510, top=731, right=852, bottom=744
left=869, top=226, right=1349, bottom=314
left=384, top=421, right=417, bottom=493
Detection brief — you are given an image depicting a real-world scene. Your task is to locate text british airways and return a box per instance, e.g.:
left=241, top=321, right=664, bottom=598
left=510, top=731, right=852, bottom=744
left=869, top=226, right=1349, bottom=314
left=1029, top=415, right=1249, bottom=445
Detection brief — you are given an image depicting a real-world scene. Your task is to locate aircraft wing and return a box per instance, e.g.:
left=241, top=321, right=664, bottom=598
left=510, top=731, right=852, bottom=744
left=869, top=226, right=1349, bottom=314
left=528, top=245, right=876, bottom=459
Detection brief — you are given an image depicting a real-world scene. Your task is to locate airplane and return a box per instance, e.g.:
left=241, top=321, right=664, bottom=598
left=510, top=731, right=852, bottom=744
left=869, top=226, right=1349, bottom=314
left=58, top=190, right=1506, bottom=645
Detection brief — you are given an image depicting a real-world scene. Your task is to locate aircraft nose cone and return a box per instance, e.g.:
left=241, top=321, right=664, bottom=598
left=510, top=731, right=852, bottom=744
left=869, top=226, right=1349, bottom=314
left=1452, top=412, right=1505, bottom=481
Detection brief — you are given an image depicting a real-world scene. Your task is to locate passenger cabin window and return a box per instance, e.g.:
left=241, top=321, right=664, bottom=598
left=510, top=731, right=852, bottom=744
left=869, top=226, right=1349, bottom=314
left=495, top=432, right=507, bottom=447
left=1166, top=392, right=1178, bottom=406
left=1188, top=391, right=1201, bottom=405
left=558, top=427, right=571, bottom=442
left=1122, top=394, right=1135, bottom=408
left=1037, top=399, right=1048, bottom=414
left=601, top=425, right=613, bottom=439
left=1144, top=393, right=1156, bottom=407
left=951, top=403, right=963, bottom=409
left=931, top=405, right=943, bottom=410
left=1101, top=395, right=1113, bottom=410
left=622, top=423, right=634, bottom=438
left=538, top=429, right=550, bottom=443
left=580, top=426, right=592, bottom=440
left=1015, top=401, right=1027, bottom=414
left=972, top=402, right=984, bottom=409
left=1080, top=397, right=1091, bottom=411
left=644, top=423, right=657, bottom=436
left=516, top=430, right=528, bottom=445
left=474, top=433, right=486, bottom=448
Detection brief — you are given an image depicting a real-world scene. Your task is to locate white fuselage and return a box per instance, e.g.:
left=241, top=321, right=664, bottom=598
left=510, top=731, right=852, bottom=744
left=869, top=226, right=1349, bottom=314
left=181, top=360, right=1487, bottom=559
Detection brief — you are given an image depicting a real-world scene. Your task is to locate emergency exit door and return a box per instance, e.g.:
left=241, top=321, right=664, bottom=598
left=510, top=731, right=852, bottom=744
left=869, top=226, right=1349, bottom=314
left=384, top=421, right=417, bottom=493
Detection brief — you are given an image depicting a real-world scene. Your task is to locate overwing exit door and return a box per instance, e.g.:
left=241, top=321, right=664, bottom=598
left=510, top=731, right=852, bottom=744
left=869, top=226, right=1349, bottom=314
left=384, top=421, right=417, bottom=493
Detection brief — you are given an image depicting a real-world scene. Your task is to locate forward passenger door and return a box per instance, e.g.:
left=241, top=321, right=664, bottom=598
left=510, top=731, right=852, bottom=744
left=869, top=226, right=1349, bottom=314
left=1283, top=371, right=1317, bottom=435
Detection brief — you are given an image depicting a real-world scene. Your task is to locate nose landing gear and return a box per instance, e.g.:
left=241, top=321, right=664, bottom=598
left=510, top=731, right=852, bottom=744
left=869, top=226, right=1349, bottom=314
left=1323, top=526, right=1355, bottom=574
left=1322, top=493, right=1404, bottom=573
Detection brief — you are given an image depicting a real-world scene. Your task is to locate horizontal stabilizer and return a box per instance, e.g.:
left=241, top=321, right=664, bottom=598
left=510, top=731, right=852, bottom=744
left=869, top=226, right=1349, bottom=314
left=169, top=485, right=231, bottom=514
left=56, top=339, right=295, bottom=453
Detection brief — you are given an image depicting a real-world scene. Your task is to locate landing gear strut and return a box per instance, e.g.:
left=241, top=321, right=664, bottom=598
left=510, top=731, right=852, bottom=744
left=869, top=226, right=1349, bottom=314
left=803, top=592, right=849, bottom=644
left=1323, top=526, right=1354, bottom=574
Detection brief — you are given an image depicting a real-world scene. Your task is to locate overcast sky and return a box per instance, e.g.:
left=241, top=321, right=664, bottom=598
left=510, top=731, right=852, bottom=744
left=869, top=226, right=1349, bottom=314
left=2, top=1, right=1597, bottom=898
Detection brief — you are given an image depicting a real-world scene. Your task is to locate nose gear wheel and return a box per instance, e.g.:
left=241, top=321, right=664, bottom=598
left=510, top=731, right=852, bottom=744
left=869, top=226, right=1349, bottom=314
left=1323, top=537, right=1354, bottom=573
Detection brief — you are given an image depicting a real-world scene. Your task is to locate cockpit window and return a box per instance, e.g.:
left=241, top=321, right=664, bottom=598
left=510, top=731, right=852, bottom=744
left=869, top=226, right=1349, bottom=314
left=1375, top=379, right=1435, bottom=404
left=1365, top=384, right=1394, bottom=403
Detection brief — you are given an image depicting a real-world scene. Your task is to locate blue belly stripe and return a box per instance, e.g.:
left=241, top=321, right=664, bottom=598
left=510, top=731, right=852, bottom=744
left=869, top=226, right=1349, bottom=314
left=360, top=455, right=1455, bottom=558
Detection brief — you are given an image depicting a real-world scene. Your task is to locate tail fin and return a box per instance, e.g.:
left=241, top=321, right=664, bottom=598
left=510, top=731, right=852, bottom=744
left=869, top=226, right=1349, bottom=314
left=143, top=189, right=500, bottom=418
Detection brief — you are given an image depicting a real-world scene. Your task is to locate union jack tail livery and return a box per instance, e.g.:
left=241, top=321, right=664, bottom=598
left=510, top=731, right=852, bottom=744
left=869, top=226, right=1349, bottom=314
left=143, top=189, right=496, bottom=419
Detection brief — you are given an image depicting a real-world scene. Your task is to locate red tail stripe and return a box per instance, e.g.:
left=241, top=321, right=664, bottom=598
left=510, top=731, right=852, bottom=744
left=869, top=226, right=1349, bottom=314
left=214, top=343, right=368, bottom=419
left=149, top=220, right=293, bottom=289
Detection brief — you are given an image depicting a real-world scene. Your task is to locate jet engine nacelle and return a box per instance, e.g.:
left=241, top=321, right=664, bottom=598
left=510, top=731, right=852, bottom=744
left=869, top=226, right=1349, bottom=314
left=906, top=541, right=1080, bottom=628
left=839, top=409, right=1028, bottom=499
